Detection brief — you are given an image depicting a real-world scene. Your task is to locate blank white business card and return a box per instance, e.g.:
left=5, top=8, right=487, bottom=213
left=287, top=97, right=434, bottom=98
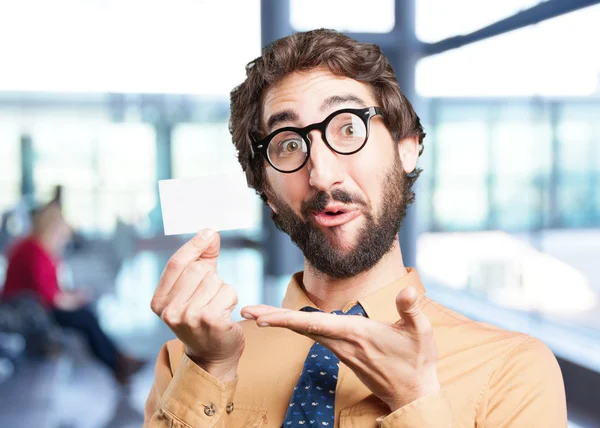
left=158, top=172, right=258, bottom=235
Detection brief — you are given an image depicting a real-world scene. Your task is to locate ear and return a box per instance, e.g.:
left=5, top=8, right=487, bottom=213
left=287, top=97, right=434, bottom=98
left=397, top=136, right=419, bottom=174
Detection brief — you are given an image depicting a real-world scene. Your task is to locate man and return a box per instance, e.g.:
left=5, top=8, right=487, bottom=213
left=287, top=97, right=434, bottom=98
left=145, top=29, right=567, bottom=427
left=1, top=201, right=144, bottom=384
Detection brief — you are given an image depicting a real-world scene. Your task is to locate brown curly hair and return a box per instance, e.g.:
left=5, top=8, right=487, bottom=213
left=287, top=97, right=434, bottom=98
left=229, top=28, right=425, bottom=205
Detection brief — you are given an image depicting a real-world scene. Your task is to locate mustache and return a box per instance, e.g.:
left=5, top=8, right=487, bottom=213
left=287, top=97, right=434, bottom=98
left=301, top=188, right=367, bottom=218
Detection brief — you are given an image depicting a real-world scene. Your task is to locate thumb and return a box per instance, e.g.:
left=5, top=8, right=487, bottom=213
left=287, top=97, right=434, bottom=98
left=395, top=286, right=426, bottom=331
left=199, top=229, right=221, bottom=269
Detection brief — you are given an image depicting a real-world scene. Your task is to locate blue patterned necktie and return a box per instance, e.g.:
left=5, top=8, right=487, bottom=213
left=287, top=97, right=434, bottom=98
left=282, top=304, right=367, bottom=428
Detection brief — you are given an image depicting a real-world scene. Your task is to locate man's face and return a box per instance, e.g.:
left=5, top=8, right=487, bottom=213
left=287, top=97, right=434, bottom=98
left=261, top=68, right=418, bottom=278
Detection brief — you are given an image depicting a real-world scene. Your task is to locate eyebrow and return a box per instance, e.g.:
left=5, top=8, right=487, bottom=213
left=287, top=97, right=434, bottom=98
left=319, top=94, right=368, bottom=112
left=266, top=110, right=299, bottom=133
left=264, top=94, right=369, bottom=134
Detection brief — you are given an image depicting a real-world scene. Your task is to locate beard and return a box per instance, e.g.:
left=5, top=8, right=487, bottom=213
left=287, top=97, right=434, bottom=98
left=267, top=155, right=410, bottom=279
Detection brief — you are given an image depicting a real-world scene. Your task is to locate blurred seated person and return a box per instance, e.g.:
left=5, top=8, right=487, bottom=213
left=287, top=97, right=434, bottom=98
left=1, top=201, right=144, bottom=384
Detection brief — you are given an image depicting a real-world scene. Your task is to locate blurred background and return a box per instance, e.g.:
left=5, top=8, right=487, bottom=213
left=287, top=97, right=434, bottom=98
left=0, top=0, right=598, bottom=427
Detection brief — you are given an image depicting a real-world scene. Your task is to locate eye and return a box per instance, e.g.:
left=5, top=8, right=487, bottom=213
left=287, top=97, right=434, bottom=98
left=279, top=139, right=302, bottom=154
left=340, top=124, right=354, bottom=136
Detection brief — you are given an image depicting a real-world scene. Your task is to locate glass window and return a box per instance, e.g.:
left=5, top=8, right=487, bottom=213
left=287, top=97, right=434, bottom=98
left=492, top=121, right=552, bottom=178
left=493, top=179, right=544, bottom=230
left=557, top=104, right=600, bottom=227
left=433, top=180, right=488, bottom=230
left=173, top=123, right=241, bottom=178
left=425, top=101, right=558, bottom=231
left=428, top=105, right=489, bottom=230
left=558, top=121, right=593, bottom=175
left=0, top=124, right=20, bottom=213
left=95, top=124, right=157, bottom=233
left=436, top=121, right=488, bottom=177
left=560, top=104, right=600, bottom=174
left=290, top=0, right=395, bottom=33
left=491, top=107, right=552, bottom=230
left=557, top=176, right=592, bottom=227
left=32, top=122, right=156, bottom=234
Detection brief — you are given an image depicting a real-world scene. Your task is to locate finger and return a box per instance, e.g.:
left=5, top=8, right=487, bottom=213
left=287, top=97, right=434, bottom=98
left=165, top=271, right=225, bottom=327
left=159, top=268, right=222, bottom=326
left=240, top=304, right=286, bottom=320
left=154, top=229, right=220, bottom=299
left=186, top=270, right=226, bottom=309
left=166, top=263, right=219, bottom=308
left=185, top=282, right=239, bottom=332
left=395, top=286, right=430, bottom=333
left=254, top=310, right=358, bottom=341
left=205, top=282, right=239, bottom=315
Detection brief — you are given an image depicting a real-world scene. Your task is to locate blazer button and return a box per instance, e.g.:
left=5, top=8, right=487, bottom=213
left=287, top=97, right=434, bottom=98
left=204, top=404, right=217, bottom=416
left=226, top=402, right=234, bottom=414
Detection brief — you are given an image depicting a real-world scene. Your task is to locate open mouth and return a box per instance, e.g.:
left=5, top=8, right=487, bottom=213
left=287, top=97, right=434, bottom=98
left=312, top=208, right=360, bottom=227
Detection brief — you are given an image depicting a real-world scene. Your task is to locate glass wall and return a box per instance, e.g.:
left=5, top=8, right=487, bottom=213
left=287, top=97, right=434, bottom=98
left=173, top=122, right=242, bottom=178
left=557, top=105, right=600, bottom=227
left=0, top=125, right=20, bottom=214
left=415, top=1, right=600, bottom=343
left=32, top=122, right=157, bottom=234
left=421, top=100, right=599, bottom=232
left=417, top=100, right=600, bottom=337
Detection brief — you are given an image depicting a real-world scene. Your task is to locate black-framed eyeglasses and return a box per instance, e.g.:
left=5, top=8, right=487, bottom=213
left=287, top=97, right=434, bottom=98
left=251, top=106, right=383, bottom=173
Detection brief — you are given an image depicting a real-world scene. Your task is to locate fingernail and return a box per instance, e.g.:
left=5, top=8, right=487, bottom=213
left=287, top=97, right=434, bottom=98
left=241, top=313, right=255, bottom=320
left=258, top=321, right=270, bottom=327
left=200, top=229, right=215, bottom=240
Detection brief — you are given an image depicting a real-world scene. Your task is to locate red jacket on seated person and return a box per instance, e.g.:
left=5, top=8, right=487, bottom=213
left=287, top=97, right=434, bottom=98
left=2, top=236, right=62, bottom=309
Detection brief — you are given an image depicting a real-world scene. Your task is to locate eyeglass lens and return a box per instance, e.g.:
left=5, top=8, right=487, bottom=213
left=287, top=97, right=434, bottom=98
left=267, top=111, right=367, bottom=172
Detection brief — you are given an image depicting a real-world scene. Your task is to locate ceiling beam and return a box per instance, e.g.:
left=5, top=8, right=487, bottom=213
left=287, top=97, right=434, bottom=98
left=423, top=0, right=600, bottom=56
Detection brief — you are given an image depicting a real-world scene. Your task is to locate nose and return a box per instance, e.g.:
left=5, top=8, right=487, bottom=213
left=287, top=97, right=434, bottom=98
left=306, top=129, right=344, bottom=192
